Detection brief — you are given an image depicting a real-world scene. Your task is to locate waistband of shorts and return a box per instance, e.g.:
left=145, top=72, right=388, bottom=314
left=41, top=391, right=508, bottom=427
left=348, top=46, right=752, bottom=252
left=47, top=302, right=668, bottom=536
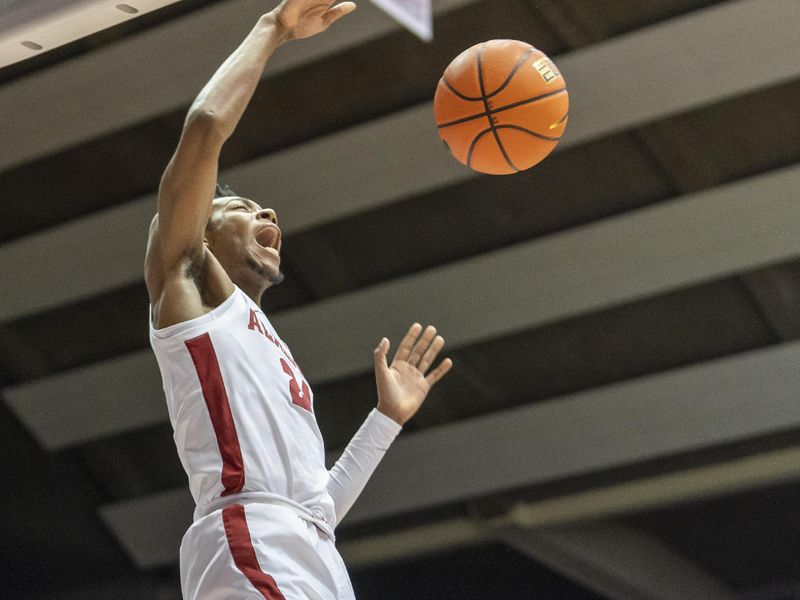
left=194, top=492, right=335, bottom=541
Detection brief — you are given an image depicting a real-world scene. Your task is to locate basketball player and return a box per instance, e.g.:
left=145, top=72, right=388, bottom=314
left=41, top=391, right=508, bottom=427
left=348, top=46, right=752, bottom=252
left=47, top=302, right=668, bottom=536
left=144, top=1, right=452, bottom=598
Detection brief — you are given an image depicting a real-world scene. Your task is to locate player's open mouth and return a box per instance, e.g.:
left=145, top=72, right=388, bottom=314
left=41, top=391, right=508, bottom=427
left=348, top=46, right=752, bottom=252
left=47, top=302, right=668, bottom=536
left=255, top=226, right=281, bottom=257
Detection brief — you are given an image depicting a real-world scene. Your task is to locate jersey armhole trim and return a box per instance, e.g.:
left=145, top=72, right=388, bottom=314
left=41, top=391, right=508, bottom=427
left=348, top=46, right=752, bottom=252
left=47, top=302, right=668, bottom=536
left=150, top=286, right=241, bottom=341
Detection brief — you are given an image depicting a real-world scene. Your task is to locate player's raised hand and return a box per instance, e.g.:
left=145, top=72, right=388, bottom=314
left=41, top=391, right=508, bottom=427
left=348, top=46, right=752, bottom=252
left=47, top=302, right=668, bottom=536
left=272, top=0, right=357, bottom=40
left=373, top=323, right=453, bottom=425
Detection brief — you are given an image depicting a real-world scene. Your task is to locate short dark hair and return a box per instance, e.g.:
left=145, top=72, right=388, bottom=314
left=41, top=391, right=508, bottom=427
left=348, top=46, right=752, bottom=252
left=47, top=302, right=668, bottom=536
left=214, top=183, right=238, bottom=198
left=207, top=184, right=239, bottom=231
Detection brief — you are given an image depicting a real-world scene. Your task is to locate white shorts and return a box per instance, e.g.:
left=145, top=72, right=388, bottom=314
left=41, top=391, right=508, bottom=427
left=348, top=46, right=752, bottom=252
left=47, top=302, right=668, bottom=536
left=180, top=501, right=355, bottom=600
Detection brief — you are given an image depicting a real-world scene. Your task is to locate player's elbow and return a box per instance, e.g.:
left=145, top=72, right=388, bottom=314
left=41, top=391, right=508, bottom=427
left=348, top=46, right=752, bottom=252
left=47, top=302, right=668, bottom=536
left=183, top=108, right=228, bottom=146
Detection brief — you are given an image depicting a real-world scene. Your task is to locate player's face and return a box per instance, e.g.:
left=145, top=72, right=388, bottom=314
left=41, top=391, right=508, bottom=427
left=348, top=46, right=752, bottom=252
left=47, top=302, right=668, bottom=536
left=206, top=196, right=283, bottom=285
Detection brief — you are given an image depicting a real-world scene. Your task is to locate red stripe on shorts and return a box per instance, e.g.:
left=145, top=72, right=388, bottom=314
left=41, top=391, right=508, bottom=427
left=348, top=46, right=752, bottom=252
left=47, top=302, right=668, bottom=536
left=223, top=503, right=287, bottom=600
left=185, top=333, right=245, bottom=496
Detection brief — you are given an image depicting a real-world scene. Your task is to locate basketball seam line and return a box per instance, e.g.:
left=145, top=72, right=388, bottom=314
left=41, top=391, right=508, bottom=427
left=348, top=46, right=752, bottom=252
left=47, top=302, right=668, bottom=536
left=466, top=128, right=495, bottom=167
left=467, top=125, right=559, bottom=166
left=442, top=77, right=482, bottom=102
left=485, top=47, right=535, bottom=100
left=476, top=43, right=519, bottom=173
left=441, top=46, right=535, bottom=103
left=437, top=88, right=567, bottom=130
left=494, top=124, right=560, bottom=142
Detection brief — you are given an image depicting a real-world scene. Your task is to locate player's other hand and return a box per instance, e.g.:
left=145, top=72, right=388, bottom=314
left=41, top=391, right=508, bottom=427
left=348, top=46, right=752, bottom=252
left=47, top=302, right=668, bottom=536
left=271, top=0, right=356, bottom=41
left=373, top=323, right=453, bottom=426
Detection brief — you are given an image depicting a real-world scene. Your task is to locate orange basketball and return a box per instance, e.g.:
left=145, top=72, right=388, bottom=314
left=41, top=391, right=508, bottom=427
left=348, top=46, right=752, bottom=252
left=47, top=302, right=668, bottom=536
left=434, top=40, right=569, bottom=175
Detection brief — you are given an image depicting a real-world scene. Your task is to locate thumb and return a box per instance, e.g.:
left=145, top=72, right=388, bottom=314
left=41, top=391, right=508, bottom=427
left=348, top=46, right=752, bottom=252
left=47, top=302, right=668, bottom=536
left=373, top=337, right=389, bottom=376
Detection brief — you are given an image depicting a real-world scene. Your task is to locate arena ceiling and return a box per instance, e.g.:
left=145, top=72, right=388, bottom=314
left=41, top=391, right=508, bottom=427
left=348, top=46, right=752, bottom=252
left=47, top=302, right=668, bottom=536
left=1, top=0, right=800, bottom=598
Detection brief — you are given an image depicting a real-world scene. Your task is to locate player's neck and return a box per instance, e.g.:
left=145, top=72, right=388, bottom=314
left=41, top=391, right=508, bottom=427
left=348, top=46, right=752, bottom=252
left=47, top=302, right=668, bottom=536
left=226, top=261, right=272, bottom=307
left=237, top=280, right=266, bottom=307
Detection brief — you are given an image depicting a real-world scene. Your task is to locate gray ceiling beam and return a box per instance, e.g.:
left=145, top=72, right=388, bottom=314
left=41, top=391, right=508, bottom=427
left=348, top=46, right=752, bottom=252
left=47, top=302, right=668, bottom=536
left=267, top=165, right=800, bottom=384
left=334, top=340, right=800, bottom=524
left=99, top=339, right=800, bottom=568
left=0, top=0, right=182, bottom=69
left=496, top=523, right=741, bottom=600
left=101, top=488, right=193, bottom=570
left=6, top=164, right=800, bottom=448
left=339, top=445, right=800, bottom=568
left=3, top=352, right=167, bottom=449
left=0, top=0, right=478, bottom=171
left=2, top=0, right=799, bottom=322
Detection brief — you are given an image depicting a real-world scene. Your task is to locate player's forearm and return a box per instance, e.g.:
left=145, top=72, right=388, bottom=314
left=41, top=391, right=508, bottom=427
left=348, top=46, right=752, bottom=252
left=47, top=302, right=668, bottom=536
left=327, top=409, right=402, bottom=525
left=187, top=12, right=288, bottom=143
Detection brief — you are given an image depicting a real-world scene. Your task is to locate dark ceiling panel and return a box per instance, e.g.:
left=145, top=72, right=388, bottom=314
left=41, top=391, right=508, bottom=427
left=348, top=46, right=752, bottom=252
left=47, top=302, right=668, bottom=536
left=0, top=403, right=132, bottom=598
left=0, top=269, right=312, bottom=384
left=350, top=542, right=609, bottom=600
left=742, top=260, right=800, bottom=342
left=638, top=79, right=800, bottom=194
left=65, top=421, right=185, bottom=501
left=339, top=425, right=800, bottom=542
left=283, top=131, right=674, bottom=298
left=0, top=283, right=151, bottom=383
left=55, top=539, right=614, bottom=599
left=0, top=114, right=182, bottom=243
left=314, top=270, right=779, bottom=447
left=624, top=481, right=800, bottom=591
left=552, top=0, right=727, bottom=44
left=425, top=276, right=777, bottom=423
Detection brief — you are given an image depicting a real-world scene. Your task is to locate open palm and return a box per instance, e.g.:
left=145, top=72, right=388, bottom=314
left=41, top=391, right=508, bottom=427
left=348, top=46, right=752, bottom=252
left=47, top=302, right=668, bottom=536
left=275, top=0, right=356, bottom=40
left=374, top=324, right=453, bottom=425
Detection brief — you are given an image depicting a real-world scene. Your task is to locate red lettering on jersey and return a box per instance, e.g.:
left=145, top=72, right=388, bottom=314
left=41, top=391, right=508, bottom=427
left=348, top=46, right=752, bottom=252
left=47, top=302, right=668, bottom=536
left=246, top=311, right=298, bottom=368
left=247, top=309, right=264, bottom=334
left=281, top=358, right=312, bottom=412
left=246, top=311, right=311, bottom=410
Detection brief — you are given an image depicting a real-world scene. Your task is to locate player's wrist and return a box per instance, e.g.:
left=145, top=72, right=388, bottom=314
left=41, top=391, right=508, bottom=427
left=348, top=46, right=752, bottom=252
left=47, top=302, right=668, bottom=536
left=261, top=11, right=291, bottom=46
left=376, top=402, right=406, bottom=426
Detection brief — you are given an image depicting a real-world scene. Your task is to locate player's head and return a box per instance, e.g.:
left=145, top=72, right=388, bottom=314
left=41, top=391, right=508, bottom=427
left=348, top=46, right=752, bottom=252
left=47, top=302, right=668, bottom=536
left=204, top=184, right=284, bottom=290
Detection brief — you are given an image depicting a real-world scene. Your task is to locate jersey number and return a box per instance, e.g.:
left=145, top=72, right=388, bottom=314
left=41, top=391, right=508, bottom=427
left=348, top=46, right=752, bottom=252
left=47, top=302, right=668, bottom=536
left=280, top=358, right=312, bottom=412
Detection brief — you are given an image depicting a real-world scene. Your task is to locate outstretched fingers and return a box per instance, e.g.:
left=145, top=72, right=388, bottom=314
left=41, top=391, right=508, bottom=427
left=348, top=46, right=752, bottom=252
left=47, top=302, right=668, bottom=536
left=407, top=325, right=437, bottom=367
left=425, top=357, right=453, bottom=388
left=417, top=334, right=444, bottom=373
left=389, top=323, right=453, bottom=385
left=393, top=323, right=422, bottom=363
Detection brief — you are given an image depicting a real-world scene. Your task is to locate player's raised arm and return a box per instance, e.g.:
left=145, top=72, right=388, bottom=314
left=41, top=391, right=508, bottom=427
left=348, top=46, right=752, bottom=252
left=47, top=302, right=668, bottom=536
left=327, top=324, right=453, bottom=524
left=146, top=0, right=356, bottom=297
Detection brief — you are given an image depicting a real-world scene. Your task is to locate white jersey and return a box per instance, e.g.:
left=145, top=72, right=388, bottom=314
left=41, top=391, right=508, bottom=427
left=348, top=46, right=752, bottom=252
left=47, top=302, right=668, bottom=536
left=149, top=285, right=337, bottom=530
